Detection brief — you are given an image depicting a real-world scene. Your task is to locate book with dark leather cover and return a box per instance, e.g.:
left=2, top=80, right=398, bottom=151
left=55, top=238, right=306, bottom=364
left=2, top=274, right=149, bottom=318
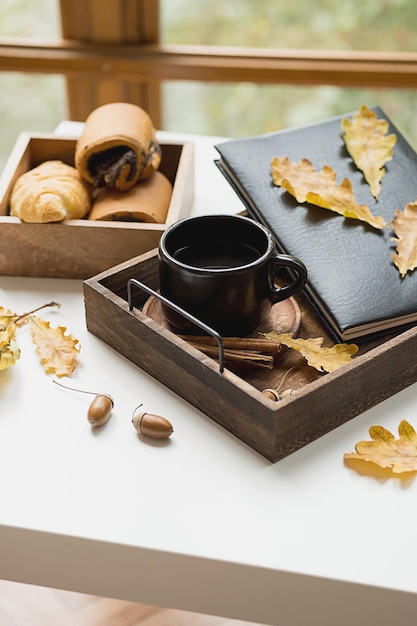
left=214, top=108, right=417, bottom=341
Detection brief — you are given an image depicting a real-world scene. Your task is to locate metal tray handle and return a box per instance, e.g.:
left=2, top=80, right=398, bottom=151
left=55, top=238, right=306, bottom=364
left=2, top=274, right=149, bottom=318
left=127, top=278, right=225, bottom=373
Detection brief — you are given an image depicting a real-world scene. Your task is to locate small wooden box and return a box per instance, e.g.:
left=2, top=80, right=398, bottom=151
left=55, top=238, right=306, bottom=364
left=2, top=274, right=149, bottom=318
left=0, top=133, right=194, bottom=279
left=84, top=249, right=417, bottom=462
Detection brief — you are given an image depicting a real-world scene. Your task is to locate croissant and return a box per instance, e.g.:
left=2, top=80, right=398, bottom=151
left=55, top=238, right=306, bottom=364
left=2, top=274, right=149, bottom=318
left=75, top=102, right=161, bottom=192
left=10, top=160, right=91, bottom=223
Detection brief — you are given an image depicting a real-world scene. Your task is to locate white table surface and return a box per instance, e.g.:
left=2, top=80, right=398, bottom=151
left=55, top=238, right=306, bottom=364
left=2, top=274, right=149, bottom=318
left=1, top=124, right=417, bottom=626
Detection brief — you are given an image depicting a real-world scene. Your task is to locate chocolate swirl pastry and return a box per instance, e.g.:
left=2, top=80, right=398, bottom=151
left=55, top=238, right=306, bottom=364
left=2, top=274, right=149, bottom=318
left=75, top=102, right=161, bottom=192
left=88, top=170, right=172, bottom=223
left=88, top=143, right=161, bottom=190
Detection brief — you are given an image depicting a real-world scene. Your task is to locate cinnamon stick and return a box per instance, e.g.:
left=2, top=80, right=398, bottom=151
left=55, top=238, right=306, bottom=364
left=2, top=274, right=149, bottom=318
left=179, top=335, right=282, bottom=371
left=190, top=344, right=274, bottom=369
left=179, top=335, right=282, bottom=357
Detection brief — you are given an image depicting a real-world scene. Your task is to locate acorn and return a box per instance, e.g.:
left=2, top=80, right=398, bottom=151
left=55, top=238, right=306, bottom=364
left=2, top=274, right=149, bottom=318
left=132, top=404, right=173, bottom=439
left=262, top=388, right=281, bottom=401
left=53, top=380, right=114, bottom=427
left=87, top=394, right=114, bottom=426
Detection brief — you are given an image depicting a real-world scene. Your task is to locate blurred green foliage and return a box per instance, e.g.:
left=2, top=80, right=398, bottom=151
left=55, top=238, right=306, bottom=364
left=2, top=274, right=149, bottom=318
left=161, top=0, right=417, bottom=52
left=160, top=0, right=417, bottom=144
left=0, top=0, right=65, bottom=172
left=0, top=0, right=417, bottom=174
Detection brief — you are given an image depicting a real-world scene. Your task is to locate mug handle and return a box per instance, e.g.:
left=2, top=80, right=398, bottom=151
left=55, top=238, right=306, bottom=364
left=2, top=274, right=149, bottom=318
left=270, top=254, right=307, bottom=303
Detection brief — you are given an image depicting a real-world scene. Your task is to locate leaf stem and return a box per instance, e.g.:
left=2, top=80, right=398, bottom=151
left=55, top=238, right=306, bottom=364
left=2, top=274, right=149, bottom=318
left=14, top=301, right=61, bottom=325
left=276, top=364, right=300, bottom=393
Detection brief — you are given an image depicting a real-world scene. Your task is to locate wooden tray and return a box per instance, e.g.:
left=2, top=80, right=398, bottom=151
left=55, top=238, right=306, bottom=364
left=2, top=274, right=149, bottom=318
left=83, top=249, right=417, bottom=462
left=0, top=133, right=194, bottom=279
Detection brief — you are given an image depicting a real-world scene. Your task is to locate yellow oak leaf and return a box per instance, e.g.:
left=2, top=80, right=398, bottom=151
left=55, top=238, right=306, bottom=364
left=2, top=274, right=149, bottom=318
left=0, top=322, right=16, bottom=351
left=341, top=104, right=397, bottom=200
left=29, top=315, right=80, bottom=377
left=0, top=307, right=17, bottom=328
left=391, top=199, right=417, bottom=278
left=0, top=308, right=21, bottom=370
left=270, top=156, right=387, bottom=230
left=263, top=331, right=358, bottom=372
left=0, top=323, right=20, bottom=370
left=344, top=420, right=417, bottom=474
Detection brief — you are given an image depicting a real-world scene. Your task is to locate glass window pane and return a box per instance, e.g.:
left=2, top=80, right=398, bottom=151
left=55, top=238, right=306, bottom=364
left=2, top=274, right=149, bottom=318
left=0, top=0, right=60, bottom=38
left=0, top=73, right=67, bottom=171
left=0, top=0, right=65, bottom=171
left=162, top=82, right=417, bottom=150
left=161, top=1, right=417, bottom=149
left=161, top=0, right=417, bottom=52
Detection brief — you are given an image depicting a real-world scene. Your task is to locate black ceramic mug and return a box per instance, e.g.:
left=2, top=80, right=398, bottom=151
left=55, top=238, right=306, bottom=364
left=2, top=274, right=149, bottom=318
left=158, top=214, right=307, bottom=336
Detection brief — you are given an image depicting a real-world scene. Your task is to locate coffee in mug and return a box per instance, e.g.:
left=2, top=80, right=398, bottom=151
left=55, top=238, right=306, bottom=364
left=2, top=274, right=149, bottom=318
left=158, top=214, right=307, bottom=336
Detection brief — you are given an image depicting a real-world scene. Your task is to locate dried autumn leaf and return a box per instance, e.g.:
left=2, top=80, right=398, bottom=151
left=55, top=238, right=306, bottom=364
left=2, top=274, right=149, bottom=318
left=0, top=322, right=15, bottom=350
left=271, top=156, right=387, bottom=230
left=344, top=420, right=417, bottom=474
left=0, top=324, right=20, bottom=370
left=0, top=307, right=17, bottom=327
left=341, top=104, right=397, bottom=200
left=29, top=315, right=80, bottom=377
left=391, top=199, right=417, bottom=278
left=263, top=331, right=358, bottom=373
left=0, top=310, right=21, bottom=370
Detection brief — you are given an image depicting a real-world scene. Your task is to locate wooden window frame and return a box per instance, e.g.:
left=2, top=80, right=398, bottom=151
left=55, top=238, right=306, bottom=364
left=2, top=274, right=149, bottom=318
left=0, top=0, right=416, bottom=126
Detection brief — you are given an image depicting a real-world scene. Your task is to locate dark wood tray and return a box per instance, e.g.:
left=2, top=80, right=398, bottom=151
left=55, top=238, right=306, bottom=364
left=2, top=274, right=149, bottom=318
left=83, top=249, right=417, bottom=462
